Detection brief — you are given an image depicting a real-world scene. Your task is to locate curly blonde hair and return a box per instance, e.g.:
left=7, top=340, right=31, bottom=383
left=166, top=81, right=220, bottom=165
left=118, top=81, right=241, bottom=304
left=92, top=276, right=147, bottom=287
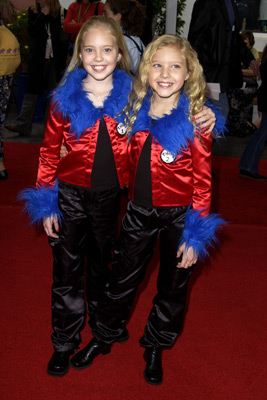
left=124, top=34, right=206, bottom=132
left=65, top=16, right=131, bottom=76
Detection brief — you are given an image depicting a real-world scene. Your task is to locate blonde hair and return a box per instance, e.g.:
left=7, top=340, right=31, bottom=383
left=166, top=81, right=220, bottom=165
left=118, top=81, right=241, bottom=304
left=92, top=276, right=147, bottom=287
left=65, top=16, right=131, bottom=75
left=125, top=34, right=206, bottom=132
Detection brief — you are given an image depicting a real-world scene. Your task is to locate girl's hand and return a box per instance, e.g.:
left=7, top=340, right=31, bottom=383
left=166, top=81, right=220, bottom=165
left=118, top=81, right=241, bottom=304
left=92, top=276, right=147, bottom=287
left=177, top=243, right=198, bottom=269
left=194, top=106, right=216, bottom=133
left=43, top=215, right=59, bottom=238
left=60, top=144, right=68, bottom=159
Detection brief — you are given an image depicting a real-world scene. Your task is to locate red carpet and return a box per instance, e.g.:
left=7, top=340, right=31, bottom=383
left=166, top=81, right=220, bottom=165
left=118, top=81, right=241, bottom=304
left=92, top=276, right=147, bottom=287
left=1, top=143, right=267, bottom=400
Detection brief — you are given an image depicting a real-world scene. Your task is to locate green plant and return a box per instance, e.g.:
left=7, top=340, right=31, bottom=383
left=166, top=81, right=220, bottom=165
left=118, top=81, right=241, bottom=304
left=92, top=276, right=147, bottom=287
left=6, top=8, right=30, bottom=72
left=153, top=0, right=186, bottom=37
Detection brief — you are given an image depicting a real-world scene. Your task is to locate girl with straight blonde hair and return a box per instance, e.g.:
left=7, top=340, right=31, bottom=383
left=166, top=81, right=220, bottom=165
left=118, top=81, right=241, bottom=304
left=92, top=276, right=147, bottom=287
left=20, top=16, right=132, bottom=378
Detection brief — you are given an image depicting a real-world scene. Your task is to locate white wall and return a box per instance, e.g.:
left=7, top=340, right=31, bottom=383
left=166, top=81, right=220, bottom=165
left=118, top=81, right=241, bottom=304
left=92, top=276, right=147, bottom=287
left=253, top=33, right=267, bottom=52
left=180, top=0, right=194, bottom=38
left=60, top=0, right=75, bottom=9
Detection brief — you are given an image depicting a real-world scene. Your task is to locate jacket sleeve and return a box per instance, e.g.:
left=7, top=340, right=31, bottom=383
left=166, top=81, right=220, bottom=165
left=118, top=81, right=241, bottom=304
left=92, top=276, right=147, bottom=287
left=180, top=131, right=226, bottom=260
left=63, top=3, right=84, bottom=35
left=18, top=102, right=65, bottom=224
left=37, top=102, right=65, bottom=187
left=187, top=0, right=214, bottom=62
left=191, top=130, right=212, bottom=215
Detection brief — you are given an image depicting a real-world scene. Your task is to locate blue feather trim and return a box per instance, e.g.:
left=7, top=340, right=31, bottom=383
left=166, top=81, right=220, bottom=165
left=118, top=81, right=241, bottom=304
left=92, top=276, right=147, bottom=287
left=180, top=208, right=227, bottom=260
left=130, top=93, right=226, bottom=156
left=51, top=67, right=132, bottom=140
left=18, top=180, right=62, bottom=225
left=206, top=99, right=226, bottom=138
left=131, top=93, right=194, bottom=157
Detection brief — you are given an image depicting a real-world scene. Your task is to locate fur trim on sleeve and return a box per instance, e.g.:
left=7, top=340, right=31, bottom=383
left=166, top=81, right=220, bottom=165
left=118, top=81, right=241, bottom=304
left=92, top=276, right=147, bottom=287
left=206, top=100, right=227, bottom=138
left=180, top=208, right=226, bottom=260
left=18, top=180, right=62, bottom=225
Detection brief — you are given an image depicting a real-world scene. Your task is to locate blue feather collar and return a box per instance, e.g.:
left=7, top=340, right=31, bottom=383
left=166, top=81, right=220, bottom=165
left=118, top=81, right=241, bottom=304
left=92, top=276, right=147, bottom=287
left=51, top=67, right=132, bottom=140
left=130, top=92, right=195, bottom=156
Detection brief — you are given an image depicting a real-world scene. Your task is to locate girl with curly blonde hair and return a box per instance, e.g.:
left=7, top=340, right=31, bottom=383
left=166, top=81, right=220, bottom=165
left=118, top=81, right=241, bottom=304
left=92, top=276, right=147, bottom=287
left=125, top=34, right=207, bottom=132
left=69, top=34, right=226, bottom=385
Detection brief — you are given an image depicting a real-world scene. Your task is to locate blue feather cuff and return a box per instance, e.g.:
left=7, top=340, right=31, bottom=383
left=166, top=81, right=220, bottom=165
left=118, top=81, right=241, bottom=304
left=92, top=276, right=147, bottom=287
left=18, top=180, right=62, bottom=225
left=206, top=100, right=227, bottom=138
left=180, top=208, right=226, bottom=260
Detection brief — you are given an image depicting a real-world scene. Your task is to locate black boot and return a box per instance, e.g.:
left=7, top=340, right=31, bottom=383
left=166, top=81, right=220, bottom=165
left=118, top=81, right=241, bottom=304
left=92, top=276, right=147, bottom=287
left=143, top=347, right=163, bottom=385
left=0, top=170, right=8, bottom=180
left=117, top=328, right=129, bottom=343
left=70, top=337, right=111, bottom=370
left=47, top=350, right=74, bottom=377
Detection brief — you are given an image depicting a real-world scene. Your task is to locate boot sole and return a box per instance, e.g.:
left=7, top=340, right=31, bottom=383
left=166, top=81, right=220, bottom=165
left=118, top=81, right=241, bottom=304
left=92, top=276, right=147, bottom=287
left=70, top=348, right=111, bottom=370
left=143, top=371, right=162, bottom=385
left=47, top=363, right=70, bottom=377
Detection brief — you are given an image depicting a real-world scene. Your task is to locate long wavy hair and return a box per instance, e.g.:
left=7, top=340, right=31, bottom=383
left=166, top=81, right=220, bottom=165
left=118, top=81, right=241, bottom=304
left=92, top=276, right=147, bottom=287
left=124, top=34, right=207, bottom=133
left=65, top=16, right=131, bottom=75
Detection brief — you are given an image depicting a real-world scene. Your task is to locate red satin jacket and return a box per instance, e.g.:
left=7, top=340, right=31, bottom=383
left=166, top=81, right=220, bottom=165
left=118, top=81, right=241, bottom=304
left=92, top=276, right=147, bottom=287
left=37, top=106, right=129, bottom=189
left=128, top=130, right=212, bottom=214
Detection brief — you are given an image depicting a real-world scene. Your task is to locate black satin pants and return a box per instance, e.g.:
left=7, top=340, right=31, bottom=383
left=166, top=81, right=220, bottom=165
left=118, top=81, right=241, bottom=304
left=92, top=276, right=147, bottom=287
left=90, top=200, right=195, bottom=348
left=48, top=181, right=121, bottom=352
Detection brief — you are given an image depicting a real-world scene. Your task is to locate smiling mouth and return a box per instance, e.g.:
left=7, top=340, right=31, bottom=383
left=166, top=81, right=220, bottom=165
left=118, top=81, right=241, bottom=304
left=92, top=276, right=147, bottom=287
left=158, top=82, right=173, bottom=88
left=92, top=65, right=107, bottom=72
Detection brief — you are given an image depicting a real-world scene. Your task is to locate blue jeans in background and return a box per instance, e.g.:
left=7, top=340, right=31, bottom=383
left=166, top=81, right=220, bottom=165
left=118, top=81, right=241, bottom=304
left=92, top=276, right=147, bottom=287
left=239, top=112, right=267, bottom=173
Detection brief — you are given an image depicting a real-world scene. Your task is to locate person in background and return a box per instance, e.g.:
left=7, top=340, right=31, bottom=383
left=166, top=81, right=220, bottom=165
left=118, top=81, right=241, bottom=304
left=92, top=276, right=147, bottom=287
left=0, top=17, right=21, bottom=179
left=63, top=0, right=103, bottom=43
left=241, top=30, right=260, bottom=61
left=5, top=0, right=68, bottom=137
left=69, top=35, right=225, bottom=385
left=103, top=0, right=146, bottom=75
left=239, top=44, right=267, bottom=181
left=188, top=0, right=255, bottom=121
left=137, top=0, right=154, bottom=46
left=241, top=30, right=261, bottom=131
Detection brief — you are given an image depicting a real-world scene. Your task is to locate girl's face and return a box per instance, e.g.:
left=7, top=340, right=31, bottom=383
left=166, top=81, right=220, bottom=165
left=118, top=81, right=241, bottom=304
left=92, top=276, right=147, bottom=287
left=148, top=46, right=189, bottom=102
left=80, top=26, right=121, bottom=83
left=103, top=3, right=121, bottom=25
left=243, top=37, right=251, bottom=49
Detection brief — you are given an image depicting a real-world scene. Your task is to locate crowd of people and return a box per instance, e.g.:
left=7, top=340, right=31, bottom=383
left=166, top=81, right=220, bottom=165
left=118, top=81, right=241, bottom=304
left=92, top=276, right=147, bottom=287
left=1, top=0, right=266, bottom=387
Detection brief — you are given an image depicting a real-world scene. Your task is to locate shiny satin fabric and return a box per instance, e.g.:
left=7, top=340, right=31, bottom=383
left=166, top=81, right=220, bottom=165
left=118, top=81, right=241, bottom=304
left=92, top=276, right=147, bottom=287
left=37, top=107, right=129, bottom=190
left=49, top=181, right=121, bottom=352
left=128, top=130, right=212, bottom=214
left=90, top=201, right=195, bottom=348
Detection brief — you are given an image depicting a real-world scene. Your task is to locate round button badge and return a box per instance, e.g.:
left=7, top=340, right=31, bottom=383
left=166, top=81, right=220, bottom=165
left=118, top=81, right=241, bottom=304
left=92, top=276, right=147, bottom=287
left=117, top=123, right=127, bottom=136
left=160, top=149, right=175, bottom=164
